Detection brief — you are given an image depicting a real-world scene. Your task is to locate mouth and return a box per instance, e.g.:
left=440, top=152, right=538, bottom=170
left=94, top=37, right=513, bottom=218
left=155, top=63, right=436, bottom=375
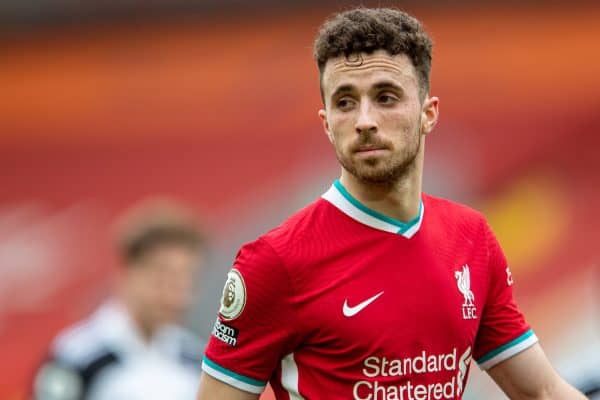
left=354, top=145, right=389, bottom=155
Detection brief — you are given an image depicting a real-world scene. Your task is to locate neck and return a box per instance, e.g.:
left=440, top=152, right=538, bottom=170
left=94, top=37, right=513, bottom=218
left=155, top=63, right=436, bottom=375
left=116, top=289, right=155, bottom=342
left=339, top=149, right=423, bottom=223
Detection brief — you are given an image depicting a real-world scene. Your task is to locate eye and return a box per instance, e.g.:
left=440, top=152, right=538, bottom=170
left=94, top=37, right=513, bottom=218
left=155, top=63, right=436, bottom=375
left=336, top=97, right=355, bottom=111
left=377, top=93, right=398, bottom=105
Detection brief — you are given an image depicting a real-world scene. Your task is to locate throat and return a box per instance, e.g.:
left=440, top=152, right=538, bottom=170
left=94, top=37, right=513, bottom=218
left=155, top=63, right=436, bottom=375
left=339, top=174, right=421, bottom=223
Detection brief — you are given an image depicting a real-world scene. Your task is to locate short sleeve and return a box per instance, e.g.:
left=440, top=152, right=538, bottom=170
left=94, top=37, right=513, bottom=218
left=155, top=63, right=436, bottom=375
left=474, top=221, right=538, bottom=370
left=202, top=237, right=297, bottom=394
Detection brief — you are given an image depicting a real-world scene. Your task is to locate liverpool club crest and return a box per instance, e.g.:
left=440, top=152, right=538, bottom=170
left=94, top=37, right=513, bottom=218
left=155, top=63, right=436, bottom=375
left=455, top=265, right=477, bottom=320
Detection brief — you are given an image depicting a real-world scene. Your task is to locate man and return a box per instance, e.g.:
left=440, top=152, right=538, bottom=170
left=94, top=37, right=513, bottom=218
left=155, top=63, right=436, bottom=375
left=34, top=200, right=206, bottom=400
left=198, top=8, right=585, bottom=400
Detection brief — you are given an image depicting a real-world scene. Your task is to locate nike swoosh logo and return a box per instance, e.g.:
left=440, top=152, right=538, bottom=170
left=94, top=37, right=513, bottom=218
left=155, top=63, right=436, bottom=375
left=343, top=291, right=384, bottom=317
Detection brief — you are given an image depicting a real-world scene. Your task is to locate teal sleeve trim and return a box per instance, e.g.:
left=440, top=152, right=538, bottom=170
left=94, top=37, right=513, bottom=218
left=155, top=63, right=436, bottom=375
left=202, top=355, right=266, bottom=387
left=476, top=329, right=535, bottom=364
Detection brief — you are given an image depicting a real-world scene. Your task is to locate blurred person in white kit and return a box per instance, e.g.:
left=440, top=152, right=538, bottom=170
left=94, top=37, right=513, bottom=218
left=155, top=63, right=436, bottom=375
left=33, top=200, right=207, bottom=400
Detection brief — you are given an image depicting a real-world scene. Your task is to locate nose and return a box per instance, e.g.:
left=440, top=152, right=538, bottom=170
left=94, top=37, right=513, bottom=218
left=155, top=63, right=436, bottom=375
left=355, top=100, right=377, bottom=135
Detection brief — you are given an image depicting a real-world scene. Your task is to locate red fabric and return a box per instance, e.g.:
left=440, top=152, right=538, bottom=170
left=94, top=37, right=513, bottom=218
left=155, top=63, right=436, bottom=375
left=473, top=223, right=531, bottom=361
left=204, top=194, right=531, bottom=399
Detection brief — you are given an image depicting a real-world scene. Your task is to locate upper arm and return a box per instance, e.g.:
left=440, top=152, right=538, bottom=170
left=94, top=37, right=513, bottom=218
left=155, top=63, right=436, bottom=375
left=474, top=221, right=585, bottom=399
left=487, top=343, right=586, bottom=399
left=473, top=220, right=538, bottom=368
left=197, top=372, right=259, bottom=400
left=201, top=238, right=298, bottom=395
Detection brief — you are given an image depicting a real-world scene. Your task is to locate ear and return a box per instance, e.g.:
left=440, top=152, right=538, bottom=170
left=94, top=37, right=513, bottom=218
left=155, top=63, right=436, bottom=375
left=318, top=109, right=334, bottom=144
left=420, top=96, right=439, bottom=135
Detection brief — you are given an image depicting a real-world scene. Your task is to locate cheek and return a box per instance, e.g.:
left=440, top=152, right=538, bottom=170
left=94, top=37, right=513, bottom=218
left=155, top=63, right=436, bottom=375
left=385, top=107, right=420, bottom=136
left=328, top=114, right=354, bottom=143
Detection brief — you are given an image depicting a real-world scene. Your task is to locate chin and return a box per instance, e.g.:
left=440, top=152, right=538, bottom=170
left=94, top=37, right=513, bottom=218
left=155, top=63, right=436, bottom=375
left=351, top=167, right=396, bottom=184
left=353, top=159, right=414, bottom=183
left=338, top=151, right=412, bottom=183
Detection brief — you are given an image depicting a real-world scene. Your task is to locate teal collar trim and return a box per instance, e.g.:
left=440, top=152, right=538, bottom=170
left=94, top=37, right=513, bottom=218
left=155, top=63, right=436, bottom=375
left=322, top=180, right=424, bottom=238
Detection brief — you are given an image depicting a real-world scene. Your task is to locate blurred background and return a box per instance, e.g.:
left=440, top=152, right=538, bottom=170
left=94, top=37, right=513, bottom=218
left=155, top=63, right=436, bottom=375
left=1, top=0, right=599, bottom=399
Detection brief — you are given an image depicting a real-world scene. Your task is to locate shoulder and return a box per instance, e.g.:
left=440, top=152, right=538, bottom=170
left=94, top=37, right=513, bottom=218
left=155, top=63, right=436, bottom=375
left=423, top=193, right=488, bottom=235
left=35, top=308, right=121, bottom=399
left=228, top=198, right=332, bottom=298
left=424, top=194, right=506, bottom=273
left=50, top=307, right=116, bottom=368
left=237, top=197, right=328, bottom=265
left=424, top=193, right=485, bottom=222
left=262, top=197, right=337, bottom=258
left=263, top=197, right=330, bottom=244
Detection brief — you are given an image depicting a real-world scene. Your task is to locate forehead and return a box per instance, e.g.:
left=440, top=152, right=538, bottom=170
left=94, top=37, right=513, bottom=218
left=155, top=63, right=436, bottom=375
left=322, top=50, right=418, bottom=94
left=139, top=243, right=198, bottom=265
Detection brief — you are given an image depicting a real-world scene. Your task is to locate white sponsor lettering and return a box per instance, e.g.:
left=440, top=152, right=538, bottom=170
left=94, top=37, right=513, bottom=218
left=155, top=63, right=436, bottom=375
left=362, top=350, right=456, bottom=378
left=212, top=319, right=238, bottom=346
left=213, top=329, right=236, bottom=346
left=354, top=348, right=472, bottom=400
left=353, top=378, right=456, bottom=400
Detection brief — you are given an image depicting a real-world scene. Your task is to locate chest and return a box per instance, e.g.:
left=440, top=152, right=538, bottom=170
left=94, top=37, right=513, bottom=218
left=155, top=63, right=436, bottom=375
left=295, top=235, right=489, bottom=357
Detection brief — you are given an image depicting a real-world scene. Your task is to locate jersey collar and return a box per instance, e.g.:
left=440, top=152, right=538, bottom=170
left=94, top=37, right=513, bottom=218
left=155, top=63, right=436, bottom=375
left=322, top=179, right=424, bottom=238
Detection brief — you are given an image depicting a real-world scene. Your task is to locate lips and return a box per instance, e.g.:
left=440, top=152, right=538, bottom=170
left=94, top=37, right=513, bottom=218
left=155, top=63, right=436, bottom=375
left=356, top=146, right=386, bottom=152
left=354, top=144, right=388, bottom=153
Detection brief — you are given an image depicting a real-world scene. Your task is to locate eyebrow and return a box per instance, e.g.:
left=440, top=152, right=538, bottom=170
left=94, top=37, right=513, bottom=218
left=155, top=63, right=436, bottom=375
left=330, top=84, right=354, bottom=100
left=330, top=81, right=404, bottom=101
left=372, top=81, right=404, bottom=92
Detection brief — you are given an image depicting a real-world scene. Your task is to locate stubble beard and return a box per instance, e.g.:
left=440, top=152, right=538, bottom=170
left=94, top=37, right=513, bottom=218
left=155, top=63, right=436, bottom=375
left=336, top=130, right=422, bottom=185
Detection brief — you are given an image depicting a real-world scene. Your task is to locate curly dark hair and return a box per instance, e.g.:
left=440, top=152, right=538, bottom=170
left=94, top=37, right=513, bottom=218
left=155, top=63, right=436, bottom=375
left=314, top=7, right=433, bottom=100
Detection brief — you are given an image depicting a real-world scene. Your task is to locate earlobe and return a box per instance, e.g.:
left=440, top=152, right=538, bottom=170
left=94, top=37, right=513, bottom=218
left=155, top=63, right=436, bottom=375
left=419, top=111, right=430, bottom=135
left=421, top=113, right=434, bottom=134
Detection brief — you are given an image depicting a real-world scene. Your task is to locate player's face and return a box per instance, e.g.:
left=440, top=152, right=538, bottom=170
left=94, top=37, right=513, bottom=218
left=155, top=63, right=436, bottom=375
left=319, top=50, right=438, bottom=183
left=128, top=244, right=200, bottom=329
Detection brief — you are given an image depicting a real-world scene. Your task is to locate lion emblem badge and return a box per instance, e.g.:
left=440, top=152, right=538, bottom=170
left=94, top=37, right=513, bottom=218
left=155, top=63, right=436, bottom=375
left=455, top=265, right=477, bottom=320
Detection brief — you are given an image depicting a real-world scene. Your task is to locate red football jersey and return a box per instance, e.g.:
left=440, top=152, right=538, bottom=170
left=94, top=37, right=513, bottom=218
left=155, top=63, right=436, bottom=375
left=203, top=180, right=537, bottom=399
